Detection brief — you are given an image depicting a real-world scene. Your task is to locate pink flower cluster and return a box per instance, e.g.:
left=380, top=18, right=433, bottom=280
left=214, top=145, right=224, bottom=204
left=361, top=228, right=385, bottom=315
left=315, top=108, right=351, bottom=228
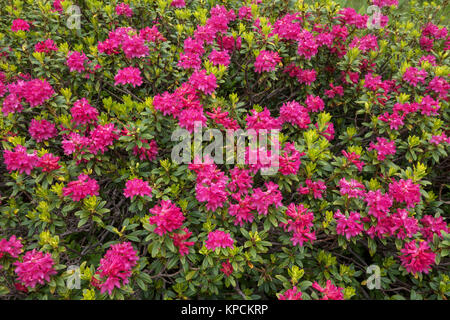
left=35, top=39, right=58, bottom=53
left=66, top=51, right=88, bottom=73
left=368, top=137, right=396, bottom=161
left=153, top=83, right=207, bottom=132
left=205, top=230, right=234, bottom=250
left=71, top=98, right=99, bottom=125
left=29, top=119, right=57, bottom=142
left=114, top=67, right=143, bottom=87
left=11, top=19, right=30, bottom=32
left=0, top=236, right=23, bottom=261
left=123, top=178, right=152, bottom=199
left=189, top=160, right=228, bottom=212
left=170, top=228, right=195, bottom=256
left=95, top=242, right=139, bottom=295
left=312, top=280, right=344, bottom=300
left=280, top=101, right=311, bottom=129
left=334, top=210, right=364, bottom=240
left=298, top=179, right=327, bottom=199
left=14, top=250, right=57, bottom=288
left=116, top=3, right=133, bottom=17
left=149, top=200, right=185, bottom=236
left=400, top=240, right=436, bottom=274
left=3, top=145, right=39, bottom=175
left=284, top=203, right=315, bottom=247
left=338, top=178, right=366, bottom=199
left=62, top=174, right=100, bottom=201
left=279, top=286, right=303, bottom=300
left=254, top=50, right=282, bottom=73
left=2, top=78, right=54, bottom=113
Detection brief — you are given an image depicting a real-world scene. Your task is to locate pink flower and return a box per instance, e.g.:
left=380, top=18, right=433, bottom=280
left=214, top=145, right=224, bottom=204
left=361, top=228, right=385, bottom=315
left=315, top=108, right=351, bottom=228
left=254, top=50, right=282, bottom=73
left=63, top=174, right=100, bottom=201
left=133, top=139, right=158, bottom=161
left=14, top=250, right=57, bottom=288
left=61, top=132, right=90, bottom=155
left=88, top=123, right=118, bottom=154
left=191, top=163, right=228, bottom=212
left=279, top=287, right=303, bottom=300
left=391, top=209, right=419, bottom=240
left=312, top=280, right=344, bottom=300
left=298, top=179, right=327, bottom=199
left=297, top=30, right=318, bottom=60
left=170, top=228, right=195, bottom=256
left=280, top=101, right=310, bottom=129
left=342, top=150, right=365, bottom=171
left=325, top=83, right=344, bottom=98
left=22, top=79, right=55, bottom=107
left=29, top=119, right=57, bottom=142
left=67, top=51, right=88, bottom=73
left=368, top=137, right=396, bottom=161
left=305, top=95, right=325, bottom=112
left=403, top=67, right=428, bottom=87
left=430, top=132, right=450, bottom=145
left=279, top=142, right=305, bottom=176
left=96, top=242, right=139, bottom=295
left=364, top=189, right=393, bottom=219
left=35, top=39, right=58, bottom=53
left=116, top=3, right=133, bottom=17
left=338, top=178, right=366, bottom=199
left=427, top=76, right=450, bottom=100
left=220, top=260, right=234, bottom=277
left=208, top=50, right=231, bottom=66
left=140, top=26, right=165, bottom=43
left=52, top=0, right=63, bottom=12
left=3, top=145, right=39, bottom=175
left=11, top=19, right=30, bottom=32
left=229, top=195, right=255, bottom=226
left=316, top=122, right=335, bottom=141
left=37, top=153, right=61, bottom=172
left=388, top=179, right=421, bottom=208
left=334, top=210, right=364, bottom=240
left=372, top=0, right=398, bottom=7
left=337, top=8, right=368, bottom=29
left=349, top=35, right=378, bottom=52
left=205, top=230, right=234, bottom=250
left=227, top=167, right=253, bottom=195
left=400, top=240, right=436, bottom=274
left=2, top=94, right=22, bottom=115
left=284, top=203, right=315, bottom=247
left=0, top=235, right=23, bottom=259
left=171, top=0, right=186, bottom=7
left=419, top=95, right=440, bottom=116
left=238, top=6, right=253, bottom=20
left=206, top=107, right=240, bottom=130
left=272, top=14, right=303, bottom=41
left=420, top=215, right=449, bottom=242
left=123, top=178, right=152, bottom=199
left=251, top=182, right=283, bottom=215
left=149, top=200, right=185, bottom=236
left=183, top=37, right=205, bottom=56
left=71, top=98, right=99, bottom=125
left=122, top=36, right=149, bottom=59
left=379, top=112, right=404, bottom=130
left=114, top=67, right=143, bottom=87
left=188, top=69, right=217, bottom=95
left=246, top=107, right=282, bottom=131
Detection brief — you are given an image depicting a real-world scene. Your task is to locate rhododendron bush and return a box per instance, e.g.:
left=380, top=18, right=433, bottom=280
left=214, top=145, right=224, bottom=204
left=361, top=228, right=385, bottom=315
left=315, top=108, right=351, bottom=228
left=0, top=0, right=449, bottom=301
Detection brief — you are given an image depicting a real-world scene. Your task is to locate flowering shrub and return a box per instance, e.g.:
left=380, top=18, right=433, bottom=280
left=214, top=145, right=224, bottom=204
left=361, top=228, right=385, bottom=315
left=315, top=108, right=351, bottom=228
left=0, top=0, right=449, bottom=301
